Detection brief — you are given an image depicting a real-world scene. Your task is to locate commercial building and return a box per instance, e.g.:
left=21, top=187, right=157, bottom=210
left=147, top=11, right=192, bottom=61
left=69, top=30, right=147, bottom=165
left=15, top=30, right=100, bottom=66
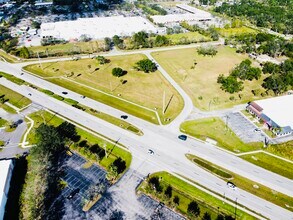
left=0, top=159, right=14, bottom=220
left=41, top=16, right=160, bottom=41
left=246, top=95, right=293, bottom=136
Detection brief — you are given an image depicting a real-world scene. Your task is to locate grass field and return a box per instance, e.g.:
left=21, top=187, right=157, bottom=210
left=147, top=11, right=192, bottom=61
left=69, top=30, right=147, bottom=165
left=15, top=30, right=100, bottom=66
left=186, top=154, right=293, bottom=211
left=138, top=172, right=255, bottom=219
left=180, top=117, right=262, bottom=152
left=0, top=85, right=31, bottom=109
left=216, top=27, right=258, bottom=37
left=28, top=40, right=105, bottom=57
left=166, top=32, right=211, bottom=44
left=152, top=46, right=268, bottom=110
left=0, top=72, right=25, bottom=85
left=240, top=153, right=293, bottom=179
left=266, top=141, right=293, bottom=161
left=0, top=50, right=19, bottom=63
left=24, top=54, right=184, bottom=124
left=26, top=110, right=132, bottom=171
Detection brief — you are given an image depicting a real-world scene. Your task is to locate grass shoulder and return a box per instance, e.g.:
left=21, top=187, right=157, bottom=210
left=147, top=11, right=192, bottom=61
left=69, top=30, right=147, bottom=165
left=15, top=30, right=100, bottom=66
left=137, top=171, right=255, bottom=219
left=0, top=84, right=31, bottom=109
left=180, top=117, right=262, bottom=152
left=186, top=154, right=293, bottom=211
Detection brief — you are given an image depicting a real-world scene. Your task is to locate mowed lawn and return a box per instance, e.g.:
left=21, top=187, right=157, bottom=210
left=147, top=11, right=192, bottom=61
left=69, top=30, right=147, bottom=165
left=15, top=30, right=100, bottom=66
left=24, top=54, right=184, bottom=124
left=240, top=153, right=293, bottom=179
left=216, top=27, right=258, bottom=37
left=166, top=32, right=211, bottom=44
left=0, top=85, right=31, bottom=109
left=180, top=117, right=262, bottom=152
left=152, top=46, right=267, bottom=110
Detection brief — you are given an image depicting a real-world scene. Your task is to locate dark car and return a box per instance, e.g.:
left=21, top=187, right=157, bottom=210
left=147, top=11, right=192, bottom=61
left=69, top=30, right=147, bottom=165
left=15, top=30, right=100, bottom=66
left=67, top=188, right=80, bottom=199
left=121, top=115, right=128, bottom=119
left=178, top=135, right=187, bottom=141
left=62, top=91, right=68, bottom=95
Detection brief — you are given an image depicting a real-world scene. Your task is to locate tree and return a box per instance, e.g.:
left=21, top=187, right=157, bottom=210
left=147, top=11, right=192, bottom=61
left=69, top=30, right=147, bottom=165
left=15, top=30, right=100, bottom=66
left=154, top=35, right=169, bottom=47
left=202, top=212, right=211, bottom=220
left=262, top=62, right=280, bottom=74
left=187, top=201, right=200, bottom=217
left=57, top=121, right=78, bottom=141
left=132, top=31, right=149, bottom=48
left=173, top=195, right=180, bottom=205
left=89, top=144, right=105, bottom=160
left=112, top=67, right=126, bottom=77
left=96, top=56, right=108, bottom=65
left=111, top=157, right=126, bottom=174
left=197, top=45, right=218, bottom=56
left=135, top=59, right=157, bottom=73
left=217, top=74, right=244, bottom=93
left=164, top=185, right=172, bottom=199
left=112, top=35, right=124, bottom=48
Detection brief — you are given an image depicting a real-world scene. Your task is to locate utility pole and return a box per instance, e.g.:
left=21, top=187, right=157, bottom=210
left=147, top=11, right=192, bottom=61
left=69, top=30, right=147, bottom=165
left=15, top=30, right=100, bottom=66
left=37, top=51, right=43, bottom=69
left=162, top=90, right=166, bottom=115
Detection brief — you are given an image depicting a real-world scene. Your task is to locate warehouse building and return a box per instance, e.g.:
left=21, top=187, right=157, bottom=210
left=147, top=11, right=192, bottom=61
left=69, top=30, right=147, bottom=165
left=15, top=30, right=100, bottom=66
left=41, top=16, right=161, bottom=41
left=246, top=95, right=293, bottom=136
left=0, top=159, right=14, bottom=220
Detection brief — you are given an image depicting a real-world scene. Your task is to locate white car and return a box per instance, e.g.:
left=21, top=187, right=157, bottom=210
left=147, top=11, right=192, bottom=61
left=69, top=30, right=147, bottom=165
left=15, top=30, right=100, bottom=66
left=227, top=181, right=237, bottom=190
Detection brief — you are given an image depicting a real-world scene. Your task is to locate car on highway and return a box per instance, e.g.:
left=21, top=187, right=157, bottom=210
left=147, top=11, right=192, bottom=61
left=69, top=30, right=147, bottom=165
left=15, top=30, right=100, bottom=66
left=121, top=115, right=128, bottom=119
left=28, top=93, right=32, bottom=96
left=148, top=149, right=154, bottom=155
left=67, top=188, right=80, bottom=199
left=254, top=128, right=261, bottom=133
left=227, top=181, right=236, bottom=190
left=178, top=135, right=187, bottom=141
left=62, top=91, right=68, bottom=95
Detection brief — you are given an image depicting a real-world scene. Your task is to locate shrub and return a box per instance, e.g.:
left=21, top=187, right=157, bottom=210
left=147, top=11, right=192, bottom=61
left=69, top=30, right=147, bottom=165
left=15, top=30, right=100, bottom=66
left=135, top=59, right=157, bottom=73
left=112, top=67, right=126, bottom=77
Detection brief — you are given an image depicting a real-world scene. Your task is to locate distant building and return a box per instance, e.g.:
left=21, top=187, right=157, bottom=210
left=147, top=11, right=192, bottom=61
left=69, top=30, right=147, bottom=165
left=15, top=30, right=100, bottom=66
left=41, top=16, right=162, bottom=41
left=246, top=95, right=293, bottom=136
left=0, top=159, right=14, bottom=220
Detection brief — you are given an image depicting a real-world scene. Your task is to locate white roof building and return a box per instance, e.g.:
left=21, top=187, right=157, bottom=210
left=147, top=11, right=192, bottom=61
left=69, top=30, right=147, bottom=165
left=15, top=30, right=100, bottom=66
left=176, top=4, right=213, bottom=19
left=41, top=16, right=160, bottom=41
left=254, top=95, right=293, bottom=129
left=0, top=160, right=14, bottom=220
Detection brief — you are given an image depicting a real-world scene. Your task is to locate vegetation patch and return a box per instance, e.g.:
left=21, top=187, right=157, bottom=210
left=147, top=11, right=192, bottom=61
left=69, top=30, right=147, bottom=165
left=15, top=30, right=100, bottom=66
left=180, top=117, right=262, bottom=152
left=186, top=154, right=293, bottom=211
left=138, top=171, right=254, bottom=219
left=0, top=84, right=31, bottom=109
left=266, top=141, right=293, bottom=161
left=241, top=153, right=293, bottom=179
left=24, top=53, right=184, bottom=124
left=0, top=71, right=25, bottom=85
left=152, top=46, right=267, bottom=110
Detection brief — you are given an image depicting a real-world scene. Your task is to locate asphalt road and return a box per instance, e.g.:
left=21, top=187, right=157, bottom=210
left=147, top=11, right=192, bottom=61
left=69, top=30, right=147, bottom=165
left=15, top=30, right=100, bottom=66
left=0, top=78, right=292, bottom=219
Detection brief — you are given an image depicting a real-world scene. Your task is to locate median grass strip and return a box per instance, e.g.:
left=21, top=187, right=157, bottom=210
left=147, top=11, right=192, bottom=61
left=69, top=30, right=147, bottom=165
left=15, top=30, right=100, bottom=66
left=0, top=84, right=31, bottom=109
left=181, top=117, right=262, bottom=152
left=0, top=117, right=8, bottom=127
left=1, top=104, right=17, bottom=114
left=186, top=154, right=293, bottom=211
left=138, top=171, right=255, bottom=219
left=0, top=71, right=25, bottom=85
left=240, top=153, right=293, bottom=179
left=23, top=53, right=184, bottom=124
left=26, top=110, right=132, bottom=172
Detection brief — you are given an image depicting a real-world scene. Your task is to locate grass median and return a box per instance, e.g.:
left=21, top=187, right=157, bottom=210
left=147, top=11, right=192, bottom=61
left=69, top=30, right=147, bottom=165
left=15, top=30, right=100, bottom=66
left=23, top=53, right=184, bottom=124
left=138, top=171, right=255, bottom=219
left=180, top=117, right=262, bottom=152
left=187, top=154, right=293, bottom=211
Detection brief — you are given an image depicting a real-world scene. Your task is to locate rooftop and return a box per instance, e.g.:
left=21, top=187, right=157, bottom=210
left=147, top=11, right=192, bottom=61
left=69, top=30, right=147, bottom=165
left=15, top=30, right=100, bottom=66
left=254, top=95, right=293, bottom=128
left=0, top=160, right=12, bottom=211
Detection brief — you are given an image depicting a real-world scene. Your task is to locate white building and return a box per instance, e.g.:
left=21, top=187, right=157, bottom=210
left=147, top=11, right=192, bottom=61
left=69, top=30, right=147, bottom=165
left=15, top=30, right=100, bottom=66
left=246, top=95, right=293, bottom=136
left=0, top=160, right=14, bottom=220
left=41, top=16, right=161, bottom=41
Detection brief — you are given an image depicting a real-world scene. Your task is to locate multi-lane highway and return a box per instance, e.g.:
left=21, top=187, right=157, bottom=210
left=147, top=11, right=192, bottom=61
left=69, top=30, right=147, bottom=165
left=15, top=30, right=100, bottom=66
left=0, top=45, right=292, bottom=219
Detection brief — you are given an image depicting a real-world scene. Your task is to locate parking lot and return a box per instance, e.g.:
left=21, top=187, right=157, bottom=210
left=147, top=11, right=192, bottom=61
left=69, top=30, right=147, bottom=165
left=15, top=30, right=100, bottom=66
left=223, top=112, right=267, bottom=143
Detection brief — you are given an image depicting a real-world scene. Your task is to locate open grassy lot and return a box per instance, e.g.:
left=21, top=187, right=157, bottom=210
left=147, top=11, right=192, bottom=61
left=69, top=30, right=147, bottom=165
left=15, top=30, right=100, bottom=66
left=216, top=27, right=258, bottom=37
left=266, top=141, right=293, bottom=161
left=28, top=40, right=105, bottom=57
left=152, top=46, right=268, bottom=110
left=240, top=153, right=293, bottom=179
left=24, top=54, right=184, bottom=124
left=0, top=85, right=31, bottom=109
left=26, top=110, right=132, bottom=171
left=180, top=117, right=262, bottom=152
left=166, top=32, right=211, bottom=44
left=138, top=171, right=255, bottom=219
left=186, top=154, right=293, bottom=211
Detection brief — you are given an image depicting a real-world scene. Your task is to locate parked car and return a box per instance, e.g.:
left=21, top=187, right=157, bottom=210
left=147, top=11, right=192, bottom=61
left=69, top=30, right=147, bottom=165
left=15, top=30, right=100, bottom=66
left=67, top=188, right=80, bottom=199
left=178, top=135, right=187, bottom=141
